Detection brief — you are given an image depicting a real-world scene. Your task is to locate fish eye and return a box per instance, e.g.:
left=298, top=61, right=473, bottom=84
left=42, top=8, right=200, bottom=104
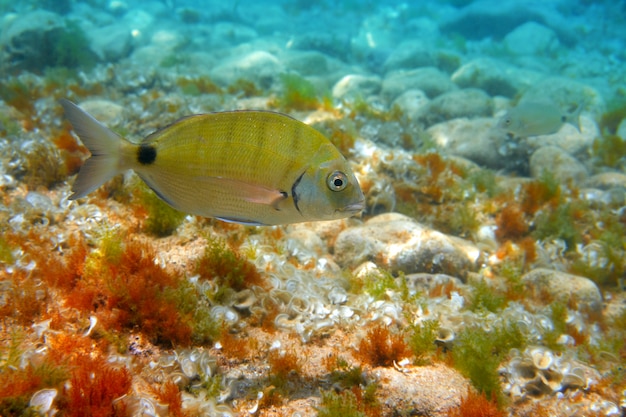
left=327, top=171, right=348, bottom=192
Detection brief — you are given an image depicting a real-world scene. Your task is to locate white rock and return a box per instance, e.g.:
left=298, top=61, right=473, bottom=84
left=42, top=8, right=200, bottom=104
left=88, top=23, right=133, bottom=61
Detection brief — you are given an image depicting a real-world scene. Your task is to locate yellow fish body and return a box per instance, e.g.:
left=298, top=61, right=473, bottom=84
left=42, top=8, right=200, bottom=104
left=60, top=99, right=364, bottom=225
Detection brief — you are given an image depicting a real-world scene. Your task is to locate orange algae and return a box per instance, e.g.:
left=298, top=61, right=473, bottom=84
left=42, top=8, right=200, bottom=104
left=448, top=390, right=504, bottom=417
left=355, top=324, right=412, bottom=367
left=65, top=355, right=131, bottom=417
left=151, top=382, right=190, bottom=417
left=495, top=204, right=528, bottom=242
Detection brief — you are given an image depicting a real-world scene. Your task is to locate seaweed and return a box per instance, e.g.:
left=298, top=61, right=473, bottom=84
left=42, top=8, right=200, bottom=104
left=452, top=322, right=526, bottom=406
left=135, top=182, right=186, bottom=237
left=195, top=237, right=266, bottom=303
left=448, top=389, right=504, bottom=417
left=176, top=76, right=222, bottom=96
left=467, top=279, right=507, bottom=313
left=316, top=385, right=380, bottom=417
left=591, top=134, right=626, bottom=168
left=408, top=319, right=440, bottom=365
left=355, top=324, right=411, bottom=367
left=274, top=73, right=326, bottom=111
left=532, top=203, right=581, bottom=251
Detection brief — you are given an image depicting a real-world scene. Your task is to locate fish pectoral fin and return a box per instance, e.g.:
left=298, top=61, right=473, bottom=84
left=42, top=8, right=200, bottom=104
left=201, top=177, right=287, bottom=208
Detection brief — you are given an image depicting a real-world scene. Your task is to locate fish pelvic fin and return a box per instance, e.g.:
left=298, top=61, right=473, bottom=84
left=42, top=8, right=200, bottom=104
left=60, top=99, right=126, bottom=200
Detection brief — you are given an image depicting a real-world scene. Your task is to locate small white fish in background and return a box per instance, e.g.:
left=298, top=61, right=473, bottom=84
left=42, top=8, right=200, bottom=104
left=497, top=100, right=584, bottom=137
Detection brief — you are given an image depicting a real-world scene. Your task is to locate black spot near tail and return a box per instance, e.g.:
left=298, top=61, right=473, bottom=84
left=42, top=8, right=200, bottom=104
left=138, top=144, right=157, bottom=165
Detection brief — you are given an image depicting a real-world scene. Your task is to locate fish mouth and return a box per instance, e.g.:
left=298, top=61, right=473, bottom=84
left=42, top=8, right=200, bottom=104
left=340, top=200, right=365, bottom=214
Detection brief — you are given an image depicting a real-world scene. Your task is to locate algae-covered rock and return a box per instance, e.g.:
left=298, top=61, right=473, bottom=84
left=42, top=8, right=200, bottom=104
left=382, top=67, right=457, bottom=101
left=333, top=213, right=480, bottom=279
left=522, top=268, right=602, bottom=312
left=529, top=146, right=589, bottom=184
left=0, top=10, right=96, bottom=72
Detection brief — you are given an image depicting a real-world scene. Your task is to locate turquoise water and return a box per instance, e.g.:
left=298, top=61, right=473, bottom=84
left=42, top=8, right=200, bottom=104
left=1, top=1, right=626, bottom=416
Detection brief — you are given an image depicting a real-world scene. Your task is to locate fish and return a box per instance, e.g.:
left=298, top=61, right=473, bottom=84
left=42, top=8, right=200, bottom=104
left=497, top=100, right=584, bottom=137
left=60, top=99, right=365, bottom=225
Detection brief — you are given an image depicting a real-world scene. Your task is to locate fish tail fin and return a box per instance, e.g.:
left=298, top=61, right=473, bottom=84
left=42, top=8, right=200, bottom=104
left=566, top=100, right=587, bottom=133
left=60, top=99, right=126, bottom=200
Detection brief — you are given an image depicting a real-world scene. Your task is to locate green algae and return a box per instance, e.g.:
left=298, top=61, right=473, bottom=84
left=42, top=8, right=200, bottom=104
left=408, top=319, right=439, bottom=365
left=136, top=182, right=186, bottom=237
left=452, top=322, right=527, bottom=406
left=317, top=390, right=366, bottom=417
left=275, top=73, right=326, bottom=111
left=467, top=279, right=507, bottom=313
left=532, top=203, right=581, bottom=250
left=592, top=134, right=626, bottom=168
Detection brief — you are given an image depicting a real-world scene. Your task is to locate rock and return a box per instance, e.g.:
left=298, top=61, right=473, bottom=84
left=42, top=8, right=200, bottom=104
left=451, top=57, right=543, bottom=97
left=523, top=114, right=599, bottom=156
left=382, top=67, right=457, bottom=101
left=391, top=89, right=430, bottom=121
left=373, top=364, right=469, bottom=416
left=529, top=146, right=588, bottom=184
left=333, top=213, right=481, bottom=279
left=441, top=0, right=575, bottom=44
left=0, top=10, right=96, bottom=72
left=383, top=40, right=437, bottom=72
left=210, top=50, right=284, bottom=89
left=418, top=88, right=493, bottom=127
left=585, top=172, right=626, bottom=191
left=503, top=22, right=559, bottom=55
left=282, top=50, right=346, bottom=78
left=427, top=118, right=528, bottom=171
left=77, top=99, right=125, bottom=126
left=288, top=31, right=351, bottom=60
left=88, top=23, right=133, bottom=61
left=332, top=74, right=382, bottom=102
left=522, top=268, right=602, bottom=312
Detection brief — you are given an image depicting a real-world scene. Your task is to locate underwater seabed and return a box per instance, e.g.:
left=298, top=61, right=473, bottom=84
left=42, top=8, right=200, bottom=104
left=1, top=0, right=626, bottom=416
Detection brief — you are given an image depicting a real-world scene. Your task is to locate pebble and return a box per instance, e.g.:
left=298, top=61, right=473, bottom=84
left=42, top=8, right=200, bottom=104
left=210, top=50, right=284, bottom=88
left=333, top=213, right=481, bottom=279
left=332, top=74, right=382, bottom=102
left=382, top=67, right=457, bottom=101
left=418, top=88, right=493, bottom=127
left=529, top=146, right=589, bottom=184
left=373, top=364, right=469, bottom=416
left=522, top=268, right=603, bottom=312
